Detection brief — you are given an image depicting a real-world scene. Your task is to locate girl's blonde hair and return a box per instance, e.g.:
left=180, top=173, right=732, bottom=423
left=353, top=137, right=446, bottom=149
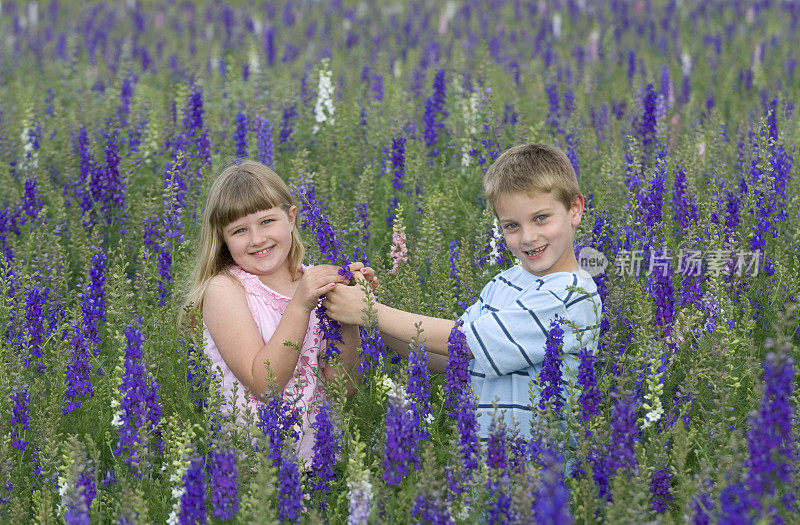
left=180, top=160, right=304, bottom=329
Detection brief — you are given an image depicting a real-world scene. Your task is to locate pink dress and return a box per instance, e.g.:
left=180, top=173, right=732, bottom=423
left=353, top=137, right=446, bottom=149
left=203, top=265, right=327, bottom=464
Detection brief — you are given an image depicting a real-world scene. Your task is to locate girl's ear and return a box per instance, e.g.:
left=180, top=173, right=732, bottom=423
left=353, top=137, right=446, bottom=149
left=288, top=205, right=298, bottom=226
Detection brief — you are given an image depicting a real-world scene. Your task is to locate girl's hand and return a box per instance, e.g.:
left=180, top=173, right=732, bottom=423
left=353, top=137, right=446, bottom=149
left=322, top=282, right=370, bottom=326
left=292, top=265, right=347, bottom=312
left=347, top=261, right=379, bottom=290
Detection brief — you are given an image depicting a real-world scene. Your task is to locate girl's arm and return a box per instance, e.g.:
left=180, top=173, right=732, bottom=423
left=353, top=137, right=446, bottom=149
left=203, top=268, right=345, bottom=395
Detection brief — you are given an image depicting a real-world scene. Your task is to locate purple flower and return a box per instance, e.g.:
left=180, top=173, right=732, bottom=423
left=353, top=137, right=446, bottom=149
left=609, top=394, right=638, bottom=472
left=20, top=176, right=43, bottom=222
left=117, top=76, right=134, bottom=127
left=63, top=323, right=94, bottom=414
left=278, top=104, right=296, bottom=148
left=209, top=449, right=238, bottom=520
left=80, top=251, right=107, bottom=348
left=256, top=117, right=274, bottom=167
left=371, top=74, right=384, bottom=102
left=454, top=390, right=480, bottom=471
left=545, top=84, right=561, bottom=132
left=100, top=123, right=125, bottom=224
left=444, top=323, right=471, bottom=411
left=412, top=492, right=450, bottom=524
left=577, top=346, right=601, bottom=423
left=382, top=391, right=418, bottom=486
left=539, top=317, right=565, bottom=413
left=423, top=69, right=447, bottom=156
left=691, top=488, right=714, bottom=525
left=232, top=111, right=249, bottom=158
left=113, top=319, right=164, bottom=476
left=486, top=413, right=511, bottom=523
left=24, top=285, right=48, bottom=368
left=278, top=450, right=303, bottom=521
left=391, top=135, right=406, bottom=190
left=256, top=389, right=300, bottom=466
left=636, top=83, right=659, bottom=157
left=650, top=467, right=673, bottom=512
left=565, top=132, right=580, bottom=179
left=533, top=453, right=572, bottom=524
left=357, top=326, right=384, bottom=374
left=10, top=383, right=31, bottom=451
left=671, top=167, right=699, bottom=232
left=310, top=400, right=341, bottom=495
left=717, top=481, right=752, bottom=525
left=745, top=353, right=796, bottom=502
left=179, top=456, right=206, bottom=524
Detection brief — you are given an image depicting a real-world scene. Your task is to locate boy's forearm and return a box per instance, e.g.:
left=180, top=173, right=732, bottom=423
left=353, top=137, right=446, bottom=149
left=381, top=333, right=448, bottom=373
left=374, top=303, right=455, bottom=356
left=337, top=324, right=363, bottom=397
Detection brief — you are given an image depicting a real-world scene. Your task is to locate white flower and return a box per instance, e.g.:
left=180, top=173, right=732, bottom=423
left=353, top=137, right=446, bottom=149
left=552, top=13, right=562, bottom=41
left=313, top=59, right=335, bottom=132
left=488, top=220, right=503, bottom=266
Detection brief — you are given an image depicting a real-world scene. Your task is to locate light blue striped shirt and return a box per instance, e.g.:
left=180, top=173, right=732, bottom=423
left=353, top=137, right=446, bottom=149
left=459, top=265, right=601, bottom=440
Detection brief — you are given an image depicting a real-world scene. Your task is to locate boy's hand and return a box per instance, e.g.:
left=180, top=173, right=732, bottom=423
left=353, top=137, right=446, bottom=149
left=322, top=283, right=370, bottom=326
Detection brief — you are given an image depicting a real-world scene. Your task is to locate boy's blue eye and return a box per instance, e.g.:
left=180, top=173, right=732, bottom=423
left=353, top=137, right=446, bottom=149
left=504, top=223, right=518, bottom=230
left=535, top=215, right=548, bottom=222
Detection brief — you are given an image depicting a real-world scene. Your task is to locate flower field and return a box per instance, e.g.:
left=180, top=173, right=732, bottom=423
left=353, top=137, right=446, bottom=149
left=1, top=0, right=799, bottom=523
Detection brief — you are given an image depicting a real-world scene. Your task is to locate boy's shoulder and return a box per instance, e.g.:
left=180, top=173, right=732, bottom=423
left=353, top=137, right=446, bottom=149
left=490, top=266, right=597, bottom=293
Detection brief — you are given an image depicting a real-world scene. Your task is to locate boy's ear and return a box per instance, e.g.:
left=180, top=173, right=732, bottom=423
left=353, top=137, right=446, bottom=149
left=570, top=194, right=585, bottom=227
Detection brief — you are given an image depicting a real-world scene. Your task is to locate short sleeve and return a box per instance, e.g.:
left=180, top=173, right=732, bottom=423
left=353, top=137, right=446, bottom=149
left=461, top=289, right=577, bottom=379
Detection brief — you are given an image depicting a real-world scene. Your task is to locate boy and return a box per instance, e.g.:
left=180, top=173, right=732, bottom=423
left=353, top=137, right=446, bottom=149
left=323, top=143, right=601, bottom=438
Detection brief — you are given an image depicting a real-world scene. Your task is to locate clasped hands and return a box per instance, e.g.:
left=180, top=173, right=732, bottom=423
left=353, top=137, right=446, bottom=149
left=322, top=261, right=377, bottom=326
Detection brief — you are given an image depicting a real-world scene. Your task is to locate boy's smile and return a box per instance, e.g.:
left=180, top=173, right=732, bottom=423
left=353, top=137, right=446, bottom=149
left=494, top=191, right=584, bottom=277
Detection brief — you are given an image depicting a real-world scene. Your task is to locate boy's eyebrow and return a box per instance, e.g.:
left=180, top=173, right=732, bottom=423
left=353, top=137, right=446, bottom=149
left=497, top=207, right=553, bottom=222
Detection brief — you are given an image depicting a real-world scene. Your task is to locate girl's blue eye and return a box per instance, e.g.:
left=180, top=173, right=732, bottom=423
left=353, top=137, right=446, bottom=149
left=234, top=227, right=246, bottom=234
left=261, top=218, right=273, bottom=225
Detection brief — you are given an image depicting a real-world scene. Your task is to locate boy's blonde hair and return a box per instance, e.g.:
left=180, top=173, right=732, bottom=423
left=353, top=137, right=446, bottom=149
left=484, top=143, right=581, bottom=211
left=181, top=160, right=304, bottom=328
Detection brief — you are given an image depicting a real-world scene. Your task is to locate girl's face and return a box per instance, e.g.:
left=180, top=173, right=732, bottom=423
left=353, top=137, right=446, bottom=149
left=221, top=206, right=297, bottom=283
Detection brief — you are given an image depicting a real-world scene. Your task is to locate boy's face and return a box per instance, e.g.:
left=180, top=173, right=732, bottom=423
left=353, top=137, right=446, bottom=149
left=494, top=190, right=584, bottom=277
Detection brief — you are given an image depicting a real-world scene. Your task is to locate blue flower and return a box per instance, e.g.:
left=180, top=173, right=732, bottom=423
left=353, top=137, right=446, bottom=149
left=278, top=450, right=303, bottom=521
left=179, top=456, right=206, bottom=524
left=310, top=400, right=341, bottom=495
left=745, top=353, right=796, bottom=504
left=577, top=346, right=601, bottom=423
left=209, top=449, right=238, bottom=520
left=382, top=391, right=417, bottom=486
left=533, top=453, right=572, bottom=524
left=539, top=317, right=565, bottom=413
left=650, top=467, right=673, bottom=512
left=423, top=69, right=447, bottom=156
left=232, top=111, right=249, bottom=158
left=444, top=323, right=471, bottom=411
left=256, top=117, right=273, bottom=167
left=10, top=383, right=31, bottom=451
left=63, top=323, right=94, bottom=414
left=609, top=394, right=638, bottom=472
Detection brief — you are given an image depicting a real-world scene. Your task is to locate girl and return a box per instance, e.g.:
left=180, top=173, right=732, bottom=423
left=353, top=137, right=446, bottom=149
left=182, top=160, right=367, bottom=463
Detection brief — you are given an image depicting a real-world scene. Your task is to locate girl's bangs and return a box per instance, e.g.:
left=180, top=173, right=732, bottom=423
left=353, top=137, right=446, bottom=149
left=212, top=174, right=284, bottom=228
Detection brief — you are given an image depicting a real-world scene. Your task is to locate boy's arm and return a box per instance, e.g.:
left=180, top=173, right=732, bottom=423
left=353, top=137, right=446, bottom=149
left=381, top=333, right=449, bottom=374
left=323, top=283, right=458, bottom=357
